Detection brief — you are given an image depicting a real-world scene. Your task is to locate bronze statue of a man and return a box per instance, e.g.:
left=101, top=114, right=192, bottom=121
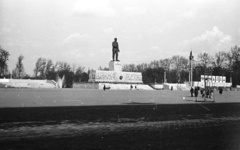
left=112, top=38, right=120, bottom=61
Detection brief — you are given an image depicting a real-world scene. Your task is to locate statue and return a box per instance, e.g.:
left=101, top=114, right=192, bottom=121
left=112, top=38, right=120, bottom=61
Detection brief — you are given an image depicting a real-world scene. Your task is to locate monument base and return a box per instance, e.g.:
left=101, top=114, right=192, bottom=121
left=89, top=60, right=143, bottom=84
left=89, top=70, right=143, bottom=84
left=109, top=61, right=122, bottom=72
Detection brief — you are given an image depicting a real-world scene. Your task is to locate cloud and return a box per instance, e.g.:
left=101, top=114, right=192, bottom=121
left=63, top=33, right=88, bottom=44
left=179, top=10, right=196, bottom=19
left=181, top=26, right=232, bottom=54
left=157, top=9, right=196, bottom=34
left=190, top=26, right=231, bottom=44
left=150, top=46, right=160, bottom=50
left=122, top=6, right=146, bottom=16
left=63, top=33, right=92, bottom=51
left=238, top=27, right=240, bottom=40
left=186, top=0, right=220, bottom=7
left=60, top=48, right=86, bottom=59
left=72, top=0, right=116, bottom=17
left=103, top=27, right=114, bottom=35
left=0, top=27, right=11, bottom=35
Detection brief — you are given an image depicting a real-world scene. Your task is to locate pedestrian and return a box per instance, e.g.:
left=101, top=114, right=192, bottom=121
left=202, top=88, right=205, bottom=98
left=206, top=88, right=210, bottom=98
left=219, top=87, right=223, bottom=95
left=194, top=87, right=198, bottom=97
left=210, top=88, right=213, bottom=99
left=190, top=87, right=194, bottom=97
left=103, top=84, right=106, bottom=91
left=194, top=87, right=198, bottom=102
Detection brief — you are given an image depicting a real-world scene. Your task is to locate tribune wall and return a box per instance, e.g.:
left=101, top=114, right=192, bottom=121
left=0, top=79, right=57, bottom=88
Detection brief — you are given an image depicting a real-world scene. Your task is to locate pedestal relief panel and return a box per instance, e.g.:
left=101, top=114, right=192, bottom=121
left=89, top=60, right=143, bottom=83
left=89, top=70, right=142, bottom=83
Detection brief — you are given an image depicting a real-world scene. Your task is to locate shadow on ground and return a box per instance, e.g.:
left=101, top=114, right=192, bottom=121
left=0, top=103, right=240, bottom=150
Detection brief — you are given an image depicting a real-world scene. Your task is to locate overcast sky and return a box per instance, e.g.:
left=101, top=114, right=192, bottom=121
left=0, top=0, right=240, bottom=75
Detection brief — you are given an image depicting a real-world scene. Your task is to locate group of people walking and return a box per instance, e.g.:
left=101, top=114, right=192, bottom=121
left=190, top=86, right=214, bottom=99
left=190, top=87, right=200, bottom=97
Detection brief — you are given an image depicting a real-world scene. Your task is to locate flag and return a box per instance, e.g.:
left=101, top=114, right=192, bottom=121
left=189, top=51, right=193, bottom=60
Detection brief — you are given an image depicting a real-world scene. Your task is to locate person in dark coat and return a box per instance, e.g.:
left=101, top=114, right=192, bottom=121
left=206, top=87, right=210, bottom=98
left=194, top=87, right=198, bottom=97
left=130, top=84, right=133, bottom=90
left=209, top=88, right=213, bottom=98
left=219, top=87, right=223, bottom=95
left=201, top=88, right=205, bottom=98
left=190, top=87, right=194, bottom=97
left=103, top=84, right=106, bottom=91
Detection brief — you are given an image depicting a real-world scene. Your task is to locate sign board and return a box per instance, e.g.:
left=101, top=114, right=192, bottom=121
left=201, top=75, right=205, bottom=82
left=208, top=76, right=212, bottom=82
left=216, top=76, right=220, bottom=82
left=212, top=76, right=216, bottom=82
left=219, top=76, right=223, bottom=83
left=200, top=75, right=226, bottom=83
left=223, top=76, right=226, bottom=83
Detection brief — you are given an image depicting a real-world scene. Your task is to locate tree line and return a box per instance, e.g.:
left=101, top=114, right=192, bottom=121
left=33, top=57, right=89, bottom=87
left=0, top=46, right=26, bottom=79
left=1, top=45, right=240, bottom=87
left=0, top=46, right=89, bottom=87
left=118, top=45, right=240, bottom=87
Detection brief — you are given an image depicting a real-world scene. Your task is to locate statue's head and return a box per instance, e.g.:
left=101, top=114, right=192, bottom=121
left=114, top=38, right=117, bottom=41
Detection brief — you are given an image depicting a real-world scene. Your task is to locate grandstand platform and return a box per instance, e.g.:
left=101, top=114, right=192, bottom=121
left=0, top=79, right=57, bottom=88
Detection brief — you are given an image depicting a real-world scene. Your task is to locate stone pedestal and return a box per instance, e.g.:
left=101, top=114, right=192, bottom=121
left=88, top=70, right=143, bottom=83
left=88, top=60, right=143, bottom=84
left=109, top=61, right=122, bottom=72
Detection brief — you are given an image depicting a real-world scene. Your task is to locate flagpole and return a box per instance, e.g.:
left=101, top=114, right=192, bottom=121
left=191, top=59, right=193, bottom=87
left=189, top=50, right=194, bottom=87
left=189, top=63, right=191, bottom=86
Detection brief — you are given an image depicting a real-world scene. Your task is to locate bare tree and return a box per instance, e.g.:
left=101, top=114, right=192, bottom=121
left=160, top=58, right=171, bottom=70
left=55, top=61, right=71, bottom=71
left=136, top=63, right=148, bottom=72
left=45, top=59, right=54, bottom=77
left=214, top=51, right=227, bottom=68
left=170, top=55, right=188, bottom=82
left=74, top=66, right=86, bottom=82
left=34, top=57, right=46, bottom=78
left=122, top=64, right=137, bottom=72
left=0, top=46, right=10, bottom=76
left=15, top=55, right=25, bottom=79
left=46, top=59, right=54, bottom=72
left=148, top=60, right=160, bottom=68
left=232, top=46, right=240, bottom=61
left=197, top=52, right=214, bottom=68
left=98, top=66, right=109, bottom=71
